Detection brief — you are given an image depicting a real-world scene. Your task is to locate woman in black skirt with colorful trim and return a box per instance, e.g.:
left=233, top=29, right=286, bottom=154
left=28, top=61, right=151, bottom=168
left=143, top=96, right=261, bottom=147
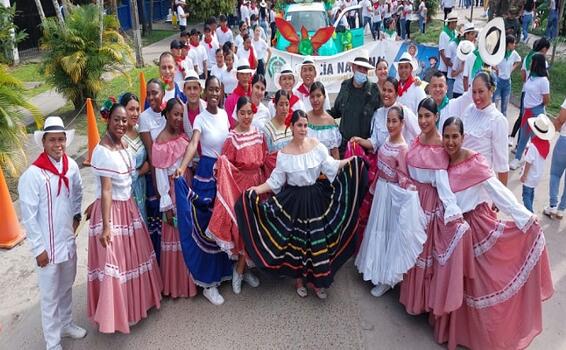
left=236, top=110, right=368, bottom=299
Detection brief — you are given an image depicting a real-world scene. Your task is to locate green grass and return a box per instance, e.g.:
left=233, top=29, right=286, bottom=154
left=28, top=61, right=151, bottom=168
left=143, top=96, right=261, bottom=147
left=8, top=62, right=53, bottom=96
left=511, top=42, right=566, bottom=116
left=410, top=19, right=443, bottom=45
left=142, top=29, right=178, bottom=46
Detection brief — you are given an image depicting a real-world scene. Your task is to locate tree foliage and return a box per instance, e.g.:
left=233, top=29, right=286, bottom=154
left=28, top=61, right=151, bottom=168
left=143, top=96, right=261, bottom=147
left=0, top=4, right=28, bottom=64
left=0, top=65, right=42, bottom=176
left=187, top=0, right=237, bottom=22
left=39, top=5, right=133, bottom=110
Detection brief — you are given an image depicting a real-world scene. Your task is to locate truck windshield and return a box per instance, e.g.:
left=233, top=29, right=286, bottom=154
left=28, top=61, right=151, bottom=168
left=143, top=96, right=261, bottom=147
left=288, top=11, right=329, bottom=32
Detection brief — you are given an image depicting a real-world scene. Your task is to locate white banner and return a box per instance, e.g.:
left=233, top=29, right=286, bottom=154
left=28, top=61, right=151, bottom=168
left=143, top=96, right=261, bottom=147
left=265, top=40, right=440, bottom=94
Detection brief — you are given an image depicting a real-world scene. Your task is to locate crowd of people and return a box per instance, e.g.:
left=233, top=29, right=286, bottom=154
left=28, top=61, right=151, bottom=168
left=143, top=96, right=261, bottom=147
left=17, top=1, right=566, bottom=350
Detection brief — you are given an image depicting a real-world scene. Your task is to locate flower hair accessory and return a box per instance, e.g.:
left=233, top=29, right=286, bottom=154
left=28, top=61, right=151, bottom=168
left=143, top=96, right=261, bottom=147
left=100, top=96, right=117, bottom=119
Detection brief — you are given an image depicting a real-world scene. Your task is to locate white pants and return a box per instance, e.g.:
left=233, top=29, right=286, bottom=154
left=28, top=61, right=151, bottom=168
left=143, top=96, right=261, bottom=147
left=36, top=254, right=77, bottom=350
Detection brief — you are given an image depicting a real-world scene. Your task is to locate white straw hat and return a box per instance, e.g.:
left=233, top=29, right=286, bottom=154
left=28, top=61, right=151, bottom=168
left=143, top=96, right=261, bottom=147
left=274, top=63, right=298, bottom=89
left=33, top=116, right=75, bottom=148
left=456, top=40, right=476, bottom=61
left=349, top=49, right=374, bottom=69
left=477, top=17, right=506, bottom=67
left=528, top=114, right=556, bottom=141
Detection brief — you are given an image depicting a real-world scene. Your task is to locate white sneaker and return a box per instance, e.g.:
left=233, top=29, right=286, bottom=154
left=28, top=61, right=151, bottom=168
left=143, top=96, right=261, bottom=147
left=203, top=287, right=225, bottom=305
left=556, top=209, right=564, bottom=219
left=370, top=284, right=391, bottom=297
left=243, top=271, right=260, bottom=288
left=543, top=206, right=557, bottom=218
left=509, top=159, right=522, bottom=170
left=61, top=323, right=87, bottom=339
left=232, top=268, right=243, bottom=294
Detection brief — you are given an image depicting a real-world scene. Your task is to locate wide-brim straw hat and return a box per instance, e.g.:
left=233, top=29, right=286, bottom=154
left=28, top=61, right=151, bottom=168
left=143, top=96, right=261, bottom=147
left=33, top=116, right=75, bottom=148
left=528, top=113, right=556, bottom=141
left=349, top=49, right=374, bottom=70
left=275, top=63, right=298, bottom=89
left=456, top=40, right=476, bottom=62
left=477, top=17, right=506, bottom=67
left=394, top=52, right=417, bottom=71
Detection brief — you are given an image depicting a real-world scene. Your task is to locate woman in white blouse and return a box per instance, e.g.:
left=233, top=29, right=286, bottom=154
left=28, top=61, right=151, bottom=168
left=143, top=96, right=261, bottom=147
left=236, top=110, right=368, bottom=300
left=461, top=72, right=509, bottom=185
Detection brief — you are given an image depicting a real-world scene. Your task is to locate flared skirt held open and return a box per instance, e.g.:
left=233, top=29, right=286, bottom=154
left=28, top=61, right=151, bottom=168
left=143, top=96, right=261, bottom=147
left=236, top=157, right=368, bottom=289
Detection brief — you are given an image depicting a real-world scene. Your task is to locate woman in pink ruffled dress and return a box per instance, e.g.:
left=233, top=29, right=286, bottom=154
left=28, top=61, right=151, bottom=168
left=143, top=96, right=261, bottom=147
left=152, top=98, right=198, bottom=298
left=87, top=103, right=162, bottom=334
left=431, top=117, right=554, bottom=350
left=207, top=96, right=267, bottom=294
left=399, top=97, right=473, bottom=317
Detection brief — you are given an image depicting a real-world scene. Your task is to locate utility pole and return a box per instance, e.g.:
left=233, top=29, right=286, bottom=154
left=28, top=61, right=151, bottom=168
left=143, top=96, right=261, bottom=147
left=550, top=0, right=565, bottom=65
left=2, top=0, right=20, bottom=65
left=130, top=0, right=145, bottom=67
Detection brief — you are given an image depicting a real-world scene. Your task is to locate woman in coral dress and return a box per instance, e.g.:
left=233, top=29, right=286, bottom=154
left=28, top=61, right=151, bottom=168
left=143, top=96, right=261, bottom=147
left=355, top=106, right=427, bottom=297
left=87, top=103, right=162, bottom=333
left=152, top=98, right=198, bottom=299
left=430, top=117, right=554, bottom=350
left=207, top=96, right=267, bottom=294
left=399, top=97, right=473, bottom=317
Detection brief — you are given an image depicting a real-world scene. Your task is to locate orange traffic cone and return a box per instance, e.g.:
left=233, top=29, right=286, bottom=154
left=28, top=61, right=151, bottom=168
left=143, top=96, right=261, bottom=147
left=0, top=168, right=25, bottom=249
left=83, top=98, right=100, bottom=166
left=139, top=71, right=147, bottom=110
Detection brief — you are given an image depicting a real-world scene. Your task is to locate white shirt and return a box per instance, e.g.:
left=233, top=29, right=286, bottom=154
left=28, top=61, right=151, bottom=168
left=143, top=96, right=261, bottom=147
left=139, top=108, right=165, bottom=139
left=18, top=156, right=82, bottom=262
left=372, top=5, right=383, bottom=22
left=397, top=83, right=427, bottom=115
left=463, top=53, right=480, bottom=88
left=523, top=76, right=550, bottom=108
left=252, top=38, right=269, bottom=61
left=521, top=143, right=546, bottom=188
left=188, top=44, right=208, bottom=75
left=451, top=56, right=465, bottom=94
left=182, top=99, right=207, bottom=140
left=361, top=0, right=371, bottom=17
left=293, top=85, right=332, bottom=112
left=266, top=143, right=339, bottom=193
left=234, top=34, right=245, bottom=50
left=211, top=64, right=226, bottom=80
left=438, top=31, right=451, bottom=72
left=216, top=27, right=234, bottom=46
left=496, top=50, right=521, bottom=80
left=369, top=104, right=420, bottom=150
left=446, top=40, right=458, bottom=77
left=240, top=4, right=250, bottom=23
left=193, top=108, right=230, bottom=158
left=177, top=5, right=187, bottom=26
left=201, top=38, right=220, bottom=70
left=462, top=103, right=509, bottom=173
left=441, top=0, right=455, bottom=7
left=438, top=90, right=474, bottom=129
left=91, top=145, right=134, bottom=201
left=251, top=103, right=271, bottom=130
left=221, top=68, right=238, bottom=94
left=419, top=1, right=427, bottom=16
left=174, top=56, right=194, bottom=85
left=237, top=46, right=254, bottom=62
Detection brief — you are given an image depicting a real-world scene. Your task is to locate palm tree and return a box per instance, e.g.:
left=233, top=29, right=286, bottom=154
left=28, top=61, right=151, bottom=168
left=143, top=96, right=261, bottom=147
left=52, top=0, right=65, bottom=24
left=40, top=4, right=133, bottom=110
left=0, top=65, right=42, bottom=176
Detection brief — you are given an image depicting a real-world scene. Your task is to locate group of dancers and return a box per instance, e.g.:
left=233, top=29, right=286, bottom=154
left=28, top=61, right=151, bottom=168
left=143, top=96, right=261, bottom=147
left=20, top=45, right=555, bottom=349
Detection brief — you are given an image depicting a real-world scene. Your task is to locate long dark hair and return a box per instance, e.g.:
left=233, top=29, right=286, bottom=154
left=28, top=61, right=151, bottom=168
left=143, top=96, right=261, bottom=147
left=417, top=96, right=438, bottom=115
left=161, top=97, right=183, bottom=118
left=530, top=53, right=548, bottom=77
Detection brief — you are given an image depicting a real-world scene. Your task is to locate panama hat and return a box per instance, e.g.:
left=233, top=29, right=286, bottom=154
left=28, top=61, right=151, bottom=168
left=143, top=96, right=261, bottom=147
left=477, top=17, right=506, bottom=67
left=459, top=21, right=478, bottom=36
left=456, top=40, right=476, bottom=61
left=235, top=57, right=255, bottom=74
left=297, top=56, right=318, bottom=75
left=394, top=52, right=417, bottom=71
left=259, top=0, right=267, bottom=7
left=183, top=69, right=205, bottom=88
left=34, top=116, right=75, bottom=148
left=444, top=12, right=458, bottom=23
left=349, top=49, right=374, bottom=70
left=528, top=114, right=556, bottom=141
left=274, top=63, right=298, bottom=89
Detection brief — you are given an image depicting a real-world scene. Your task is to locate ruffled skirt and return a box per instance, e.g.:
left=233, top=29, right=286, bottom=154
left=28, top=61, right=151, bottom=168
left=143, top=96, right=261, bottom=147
left=175, top=156, right=233, bottom=287
left=431, top=203, right=554, bottom=350
left=235, top=157, right=368, bottom=288
left=355, top=178, right=427, bottom=287
left=87, top=198, right=162, bottom=334
left=399, top=181, right=474, bottom=316
left=206, top=155, right=265, bottom=258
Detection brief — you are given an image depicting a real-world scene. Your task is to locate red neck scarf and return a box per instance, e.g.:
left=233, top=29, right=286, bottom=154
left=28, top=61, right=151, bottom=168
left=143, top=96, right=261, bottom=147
left=189, top=41, right=200, bottom=49
left=276, top=93, right=301, bottom=127
left=221, top=25, right=229, bottom=33
left=251, top=103, right=258, bottom=113
left=33, top=152, right=69, bottom=196
left=398, top=75, right=415, bottom=97
left=233, top=83, right=251, bottom=97
left=204, top=36, right=213, bottom=49
left=247, top=46, right=257, bottom=69
left=175, top=57, right=185, bottom=73
left=530, top=136, right=550, bottom=159
left=297, top=84, right=310, bottom=97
